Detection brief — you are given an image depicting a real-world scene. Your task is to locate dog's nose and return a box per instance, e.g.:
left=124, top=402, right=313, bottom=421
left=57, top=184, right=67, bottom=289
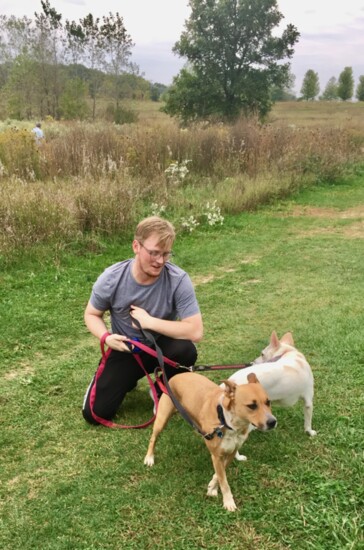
left=267, top=417, right=277, bottom=430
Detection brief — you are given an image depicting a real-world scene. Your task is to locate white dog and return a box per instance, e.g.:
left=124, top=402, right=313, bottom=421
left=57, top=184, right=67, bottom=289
left=227, top=331, right=316, bottom=460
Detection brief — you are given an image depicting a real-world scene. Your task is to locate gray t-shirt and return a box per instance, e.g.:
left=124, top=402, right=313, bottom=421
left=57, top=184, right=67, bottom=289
left=90, top=259, right=200, bottom=342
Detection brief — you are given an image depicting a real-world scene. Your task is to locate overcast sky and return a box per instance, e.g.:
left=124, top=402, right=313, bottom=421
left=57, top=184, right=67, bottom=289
left=1, top=0, right=364, bottom=93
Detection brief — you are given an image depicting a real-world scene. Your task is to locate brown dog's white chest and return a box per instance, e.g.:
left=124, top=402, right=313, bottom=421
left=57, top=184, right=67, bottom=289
left=219, top=429, right=249, bottom=455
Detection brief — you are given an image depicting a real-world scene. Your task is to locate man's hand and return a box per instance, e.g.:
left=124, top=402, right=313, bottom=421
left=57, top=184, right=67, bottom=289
left=129, top=305, right=152, bottom=329
left=105, top=333, right=132, bottom=352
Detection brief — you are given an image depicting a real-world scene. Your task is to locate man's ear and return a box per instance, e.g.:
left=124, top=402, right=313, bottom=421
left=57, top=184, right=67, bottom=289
left=132, top=239, right=139, bottom=255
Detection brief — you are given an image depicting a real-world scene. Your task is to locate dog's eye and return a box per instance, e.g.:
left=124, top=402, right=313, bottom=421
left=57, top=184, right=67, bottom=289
left=247, top=403, right=257, bottom=410
left=266, top=400, right=271, bottom=407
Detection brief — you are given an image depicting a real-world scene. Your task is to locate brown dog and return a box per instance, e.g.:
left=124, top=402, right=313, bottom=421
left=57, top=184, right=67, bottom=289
left=144, top=371, right=276, bottom=511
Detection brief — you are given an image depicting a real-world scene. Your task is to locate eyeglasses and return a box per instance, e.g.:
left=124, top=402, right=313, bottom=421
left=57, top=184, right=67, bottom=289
left=139, top=242, right=173, bottom=261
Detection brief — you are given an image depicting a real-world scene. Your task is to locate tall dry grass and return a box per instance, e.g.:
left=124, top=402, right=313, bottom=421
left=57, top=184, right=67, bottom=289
left=0, top=113, right=362, bottom=262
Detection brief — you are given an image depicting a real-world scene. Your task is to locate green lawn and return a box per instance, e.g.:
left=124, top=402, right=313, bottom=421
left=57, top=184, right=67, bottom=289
left=1, top=177, right=363, bottom=549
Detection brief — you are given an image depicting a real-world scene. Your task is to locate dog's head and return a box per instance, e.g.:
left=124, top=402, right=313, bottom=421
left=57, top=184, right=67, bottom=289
left=221, top=373, right=276, bottom=431
left=254, top=330, right=294, bottom=364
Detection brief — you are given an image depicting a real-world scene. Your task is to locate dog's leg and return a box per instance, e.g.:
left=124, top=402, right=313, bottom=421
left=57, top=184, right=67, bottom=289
left=234, top=425, right=253, bottom=461
left=144, top=394, right=175, bottom=467
left=234, top=451, right=248, bottom=461
left=209, top=453, right=237, bottom=511
left=303, top=398, right=316, bottom=436
left=207, top=473, right=219, bottom=497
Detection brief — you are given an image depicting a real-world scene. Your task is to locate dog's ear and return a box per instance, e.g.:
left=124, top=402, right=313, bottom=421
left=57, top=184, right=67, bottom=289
left=221, top=380, right=236, bottom=400
left=247, top=372, right=259, bottom=384
left=280, top=332, right=294, bottom=346
left=270, top=331, right=280, bottom=348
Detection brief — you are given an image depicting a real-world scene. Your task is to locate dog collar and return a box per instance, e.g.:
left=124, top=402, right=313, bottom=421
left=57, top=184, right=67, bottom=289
left=203, top=405, right=234, bottom=440
left=217, top=404, right=234, bottom=431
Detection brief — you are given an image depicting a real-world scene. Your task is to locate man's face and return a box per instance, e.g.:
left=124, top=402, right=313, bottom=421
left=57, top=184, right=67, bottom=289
left=133, top=233, right=173, bottom=280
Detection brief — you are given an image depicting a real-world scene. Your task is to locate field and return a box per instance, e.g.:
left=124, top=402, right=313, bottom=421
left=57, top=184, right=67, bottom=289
left=1, top=101, right=364, bottom=549
left=1, top=100, right=364, bottom=264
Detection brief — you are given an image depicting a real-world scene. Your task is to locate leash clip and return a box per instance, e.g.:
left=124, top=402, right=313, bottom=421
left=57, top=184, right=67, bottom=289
left=204, top=425, right=225, bottom=440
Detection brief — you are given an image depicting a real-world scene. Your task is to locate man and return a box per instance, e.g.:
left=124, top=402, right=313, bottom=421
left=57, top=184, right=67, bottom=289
left=82, top=216, right=203, bottom=424
left=31, top=122, right=45, bottom=143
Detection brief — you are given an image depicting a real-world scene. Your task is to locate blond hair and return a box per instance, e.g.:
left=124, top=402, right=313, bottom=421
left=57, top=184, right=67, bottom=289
left=134, top=216, right=175, bottom=248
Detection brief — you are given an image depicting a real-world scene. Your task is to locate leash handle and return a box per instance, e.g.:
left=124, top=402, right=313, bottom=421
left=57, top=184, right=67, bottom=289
left=100, top=331, right=110, bottom=356
left=89, top=346, right=157, bottom=429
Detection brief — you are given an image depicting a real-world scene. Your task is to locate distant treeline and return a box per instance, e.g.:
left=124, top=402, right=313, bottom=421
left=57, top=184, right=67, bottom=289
left=0, top=2, right=167, bottom=122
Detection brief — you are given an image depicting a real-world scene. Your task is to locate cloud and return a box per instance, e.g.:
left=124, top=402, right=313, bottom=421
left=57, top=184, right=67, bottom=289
left=63, top=0, right=86, bottom=5
left=131, top=42, right=185, bottom=84
left=290, top=16, right=364, bottom=92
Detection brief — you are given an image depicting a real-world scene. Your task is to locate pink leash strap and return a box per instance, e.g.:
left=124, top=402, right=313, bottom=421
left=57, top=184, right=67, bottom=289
left=124, top=338, right=180, bottom=368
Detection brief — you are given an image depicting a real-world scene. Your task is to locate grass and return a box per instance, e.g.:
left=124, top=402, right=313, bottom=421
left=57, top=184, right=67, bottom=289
left=1, top=102, right=362, bottom=263
left=1, top=176, right=363, bottom=549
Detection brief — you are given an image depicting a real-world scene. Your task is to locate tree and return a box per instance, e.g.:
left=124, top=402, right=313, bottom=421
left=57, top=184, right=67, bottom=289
left=163, top=0, right=299, bottom=123
left=320, top=76, right=338, bottom=101
left=0, top=15, right=37, bottom=116
left=5, top=53, right=38, bottom=118
left=34, top=0, right=64, bottom=117
left=271, top=70, right=296, bottom=101
left=65, top=14, right=105, bottom=120
left=337, top=66, right=354, bottom=101
left=150, top=82, right=168, bottom=102
left=0, top=15, right=34, bottom=62
left=356, top=75, right=364, bottom=102
left=100, top=12, right=133, bottom=113
left=59, top=77, right=90, bottom=119
left=300, top=69, right=320, bottom=100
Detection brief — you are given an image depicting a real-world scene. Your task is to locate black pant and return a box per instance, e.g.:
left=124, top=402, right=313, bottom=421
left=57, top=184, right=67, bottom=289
left=82, top=336, right=198, bottom=425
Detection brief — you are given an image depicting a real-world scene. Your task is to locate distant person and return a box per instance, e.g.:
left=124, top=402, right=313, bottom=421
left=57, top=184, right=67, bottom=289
left=31, top=122, right=45, bottom=145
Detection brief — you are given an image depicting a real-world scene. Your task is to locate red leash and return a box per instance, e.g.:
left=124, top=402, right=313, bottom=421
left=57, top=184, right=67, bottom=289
left=89, top=333, right=254, bottom=429
left=89, top=334, right=171, bottom=429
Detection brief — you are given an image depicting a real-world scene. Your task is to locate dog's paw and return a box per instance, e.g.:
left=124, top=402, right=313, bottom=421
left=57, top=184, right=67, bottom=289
left=306, top=428, right=317, bottom=437
left=144, top=454, right=155, bottom=467
left=235, top=451, right=247, bottom=461
left=207, top=486, right=219, bottom=497
left=207, top=478, right=219, bottom=497
left=223, top=497, right=237, bottom=512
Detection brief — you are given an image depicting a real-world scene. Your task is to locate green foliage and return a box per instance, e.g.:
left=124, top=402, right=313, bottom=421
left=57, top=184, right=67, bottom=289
left=105, top=103, right=138, bottom=124
left=337, top=66, right=354, bottom=101
left=271, top=69, right=296, bottom=101
left=150, top=82, right=168, bottom=102
left=164, top=0, right=299, bottom=123
left=270, top=85, right=296, bottom=102
left=59, top=77, right=90, bottom=120
left=320, top=76, right=339, bottom=101
left=300, top=69, right=320, bottom=100
left=0, top=9, right=151, bottom=121
left=356, top=75, right=364, bottom=102
left=100, top=12, right=133, bottom=110
left=4, top=54, right=38, bottom=119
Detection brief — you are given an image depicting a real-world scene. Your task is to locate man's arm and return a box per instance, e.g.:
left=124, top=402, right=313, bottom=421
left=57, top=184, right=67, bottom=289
left=84, top=301, right=131, bottom=352
left=130, top=305, right=203, bottom=342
